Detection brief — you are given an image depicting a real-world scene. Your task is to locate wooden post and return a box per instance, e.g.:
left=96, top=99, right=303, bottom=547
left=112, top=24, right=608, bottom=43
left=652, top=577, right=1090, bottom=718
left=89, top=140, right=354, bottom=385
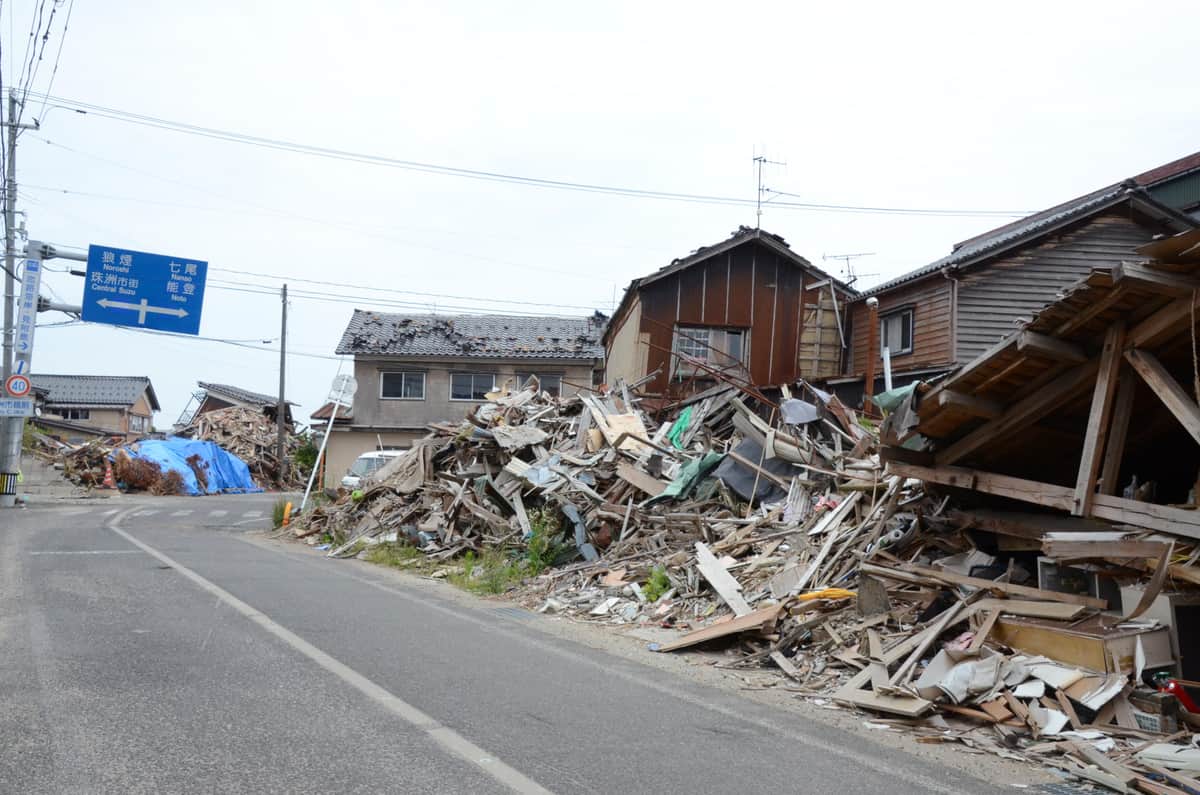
left=1099, top=368, right=1136, bottom=496
left=1073, top=323, right=1124, bottom=516
left=863, top=297, right=879, bottom=416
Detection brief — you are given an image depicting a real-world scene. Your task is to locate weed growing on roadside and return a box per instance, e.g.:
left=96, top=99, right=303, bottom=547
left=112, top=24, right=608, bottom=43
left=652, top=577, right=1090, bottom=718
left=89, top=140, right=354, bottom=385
left=524, top=507, right=565, bottom=575
left=271, top=498, right=290, bottom=528
left=364, top=542, right=423, bottom=568
left=642, top=566, right=671, bottom=602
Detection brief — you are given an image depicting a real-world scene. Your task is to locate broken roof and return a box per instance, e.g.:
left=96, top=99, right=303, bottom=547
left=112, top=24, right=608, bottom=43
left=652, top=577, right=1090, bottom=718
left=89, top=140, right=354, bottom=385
left=198, top=382, right=294, bottom=408
left=858, top=181, right=1194, bottom=298
left=335, top=311, right=606, bottom=360
left=31, top=374, right=160, bottom=411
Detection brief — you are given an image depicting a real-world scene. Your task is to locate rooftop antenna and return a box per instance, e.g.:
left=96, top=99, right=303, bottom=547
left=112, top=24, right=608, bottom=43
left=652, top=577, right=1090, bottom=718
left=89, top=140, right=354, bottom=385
left=753, top=149, right=786, bottom=229
left=822, top=252, right=878, bottom=287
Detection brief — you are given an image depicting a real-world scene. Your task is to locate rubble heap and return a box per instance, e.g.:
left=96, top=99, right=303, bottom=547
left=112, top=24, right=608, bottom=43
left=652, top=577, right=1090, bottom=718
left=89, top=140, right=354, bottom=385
left=175, top=406, right=305, bottom=488
left=296, top=375, right=1200, bottom=791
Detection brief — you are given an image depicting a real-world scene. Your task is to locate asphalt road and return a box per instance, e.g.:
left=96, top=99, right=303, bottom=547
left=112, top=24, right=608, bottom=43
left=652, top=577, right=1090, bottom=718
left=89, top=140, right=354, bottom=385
left=0, top=495, right=1014, bottom=794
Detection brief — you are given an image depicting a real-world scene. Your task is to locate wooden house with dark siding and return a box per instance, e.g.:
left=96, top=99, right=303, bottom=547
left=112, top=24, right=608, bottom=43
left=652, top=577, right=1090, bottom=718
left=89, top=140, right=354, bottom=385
left=603, top=226, right=856, bottom=400
left=829, top=157, right=1200, bottom=405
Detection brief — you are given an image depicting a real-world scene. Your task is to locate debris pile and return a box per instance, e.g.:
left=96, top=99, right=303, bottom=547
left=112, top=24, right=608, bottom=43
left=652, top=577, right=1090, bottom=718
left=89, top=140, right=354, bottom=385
left=175, top=406, right=305, bottom=488
left=294, top=373, right=1200, bottom=791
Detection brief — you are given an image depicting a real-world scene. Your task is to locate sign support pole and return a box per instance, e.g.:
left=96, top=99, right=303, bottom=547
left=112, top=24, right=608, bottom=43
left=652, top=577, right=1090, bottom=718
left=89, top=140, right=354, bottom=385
left=0, top=246, right=43, bottom=506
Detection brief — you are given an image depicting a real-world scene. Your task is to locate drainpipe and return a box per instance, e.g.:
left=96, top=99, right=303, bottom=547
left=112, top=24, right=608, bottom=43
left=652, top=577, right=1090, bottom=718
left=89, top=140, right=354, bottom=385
left=863, top=297, right=879, bottom=416
left=941, top=266, right=959, bottom=365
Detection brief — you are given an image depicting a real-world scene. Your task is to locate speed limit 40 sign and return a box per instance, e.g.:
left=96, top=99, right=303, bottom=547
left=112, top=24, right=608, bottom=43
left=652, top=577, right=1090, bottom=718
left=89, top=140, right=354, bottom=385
left=4, top=374, right=31, bottom=398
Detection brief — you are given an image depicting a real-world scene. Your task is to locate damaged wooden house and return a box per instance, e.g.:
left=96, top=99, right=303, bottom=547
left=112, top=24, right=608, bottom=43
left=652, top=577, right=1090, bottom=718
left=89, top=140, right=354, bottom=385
left=828, top=149, right=1200, bottom=406
left=603, top=226, right=856, bottom=404
left=881, top=226, right=1200, bottom=674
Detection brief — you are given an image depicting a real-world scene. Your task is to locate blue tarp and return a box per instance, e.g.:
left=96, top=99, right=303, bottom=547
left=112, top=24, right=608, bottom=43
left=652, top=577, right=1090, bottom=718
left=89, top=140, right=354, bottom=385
left=116, top=437, right=262, bottom=495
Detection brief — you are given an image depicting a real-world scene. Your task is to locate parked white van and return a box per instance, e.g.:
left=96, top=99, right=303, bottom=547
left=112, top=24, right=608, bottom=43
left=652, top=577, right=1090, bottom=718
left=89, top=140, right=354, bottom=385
left=341, top=450, right=403, bottom=489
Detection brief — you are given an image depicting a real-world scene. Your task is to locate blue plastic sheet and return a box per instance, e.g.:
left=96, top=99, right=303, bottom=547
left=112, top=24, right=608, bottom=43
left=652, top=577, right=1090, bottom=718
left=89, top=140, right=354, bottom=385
left=115, top=437, right=262, bottom=495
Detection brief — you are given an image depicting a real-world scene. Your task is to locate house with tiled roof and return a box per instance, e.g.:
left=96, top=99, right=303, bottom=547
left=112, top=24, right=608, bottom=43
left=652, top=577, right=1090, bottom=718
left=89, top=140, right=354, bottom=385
left=176, top=381, right=295, bottom=427
left=320, top=311, right=605, bottom=488
left=827, top=151, right=1200, bottom=405
left=31, top=374, right=159, bottom=443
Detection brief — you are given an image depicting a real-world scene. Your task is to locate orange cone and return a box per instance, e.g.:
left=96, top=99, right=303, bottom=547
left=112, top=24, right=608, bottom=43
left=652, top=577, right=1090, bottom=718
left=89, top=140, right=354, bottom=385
left=102, top=461, right=116, bottom=490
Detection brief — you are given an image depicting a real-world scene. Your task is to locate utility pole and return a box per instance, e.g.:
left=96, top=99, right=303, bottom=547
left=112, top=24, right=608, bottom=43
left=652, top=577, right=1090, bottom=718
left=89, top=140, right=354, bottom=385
left=275, top=283, right=287, bottom=483
left=3, top=92, right=19, bottom=389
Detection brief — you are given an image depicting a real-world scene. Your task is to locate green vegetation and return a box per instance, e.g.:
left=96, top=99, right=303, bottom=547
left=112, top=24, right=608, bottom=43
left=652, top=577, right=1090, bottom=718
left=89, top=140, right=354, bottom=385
left=364, top=542, right=423, bottom=568
left=271, top=498, right=291, bottom=529
left=642, top=566, right=671, bottom=602
left=293, top=435, right=319, bottom=475
left=524, top=507, right=566, bottom=575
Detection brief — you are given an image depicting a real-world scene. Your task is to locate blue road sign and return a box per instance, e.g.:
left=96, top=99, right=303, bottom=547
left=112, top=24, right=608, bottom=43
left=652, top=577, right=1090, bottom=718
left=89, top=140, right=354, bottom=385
left=81, top=245, right=208, bottom=335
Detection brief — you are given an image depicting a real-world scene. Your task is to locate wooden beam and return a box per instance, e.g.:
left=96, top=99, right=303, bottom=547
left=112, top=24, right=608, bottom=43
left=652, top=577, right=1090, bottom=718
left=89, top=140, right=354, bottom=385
left=1113, top=261, right=1200, bottom=297
left=1099, top=369, right=1136, bottom=496
left=892, top=460, right=1200, bottom=539
left=936, top=361, right=1099, bottom=465
left=1054, top=286, right=1128, bottom=337
left=936, top=389, right=1003, bottom=419
left=1128, top=296, right=1193, bottom=350
left=859, top=561, right=1108, bottom=609
left=1073, top=323, right=1125, bottom=516
left=888, top=461, right=1075, bottom=512
left=1125, top=348, right=1200, bottom=446
left=1017, top=331, right=1088, bottom=364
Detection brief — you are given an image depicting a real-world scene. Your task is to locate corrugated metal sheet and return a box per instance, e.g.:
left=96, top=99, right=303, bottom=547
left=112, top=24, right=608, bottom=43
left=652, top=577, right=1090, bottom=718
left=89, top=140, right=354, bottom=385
left=954, top=214, right=1154, bottom=360
left=1149, top=171, right=1200, bottom=213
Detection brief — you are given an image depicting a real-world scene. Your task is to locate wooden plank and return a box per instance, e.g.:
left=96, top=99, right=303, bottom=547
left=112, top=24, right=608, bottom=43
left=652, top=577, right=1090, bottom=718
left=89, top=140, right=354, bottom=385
left=1125, top=348, right=1200, bottom=446
left=1099, top=369, right=1136, bottom=496
left=972, top=598, right=1086, bottom=620
left=1128, top=295, right=1192, bottom=349
left=936, top=389, right=1003, bottom=419
left=1091, top=493, right=1200, bottom=538
left=947, top=508, right=1112, bottom=540
left=655, top=604, right=783, bottom=652
left=1042, top=539, right=1168, bottom=559
left=694, top=541, right=751, bottom=616
left=936, top=361, right=1100, bottom=465
left=887, top=461, right=1076, bottom=512
left=867, top=629, right=889, bottom=691
left=968, top=608, right=1001, bottom=653
left=1113, top=260, right=1200, bottom=297
left=1017, top=330, right=1088, bottom=364
left=1073, top=323, right=1125, bottom=516
left=860, top=561, right=1108, bottom=609
left=616, top=461, right=666, bottom=497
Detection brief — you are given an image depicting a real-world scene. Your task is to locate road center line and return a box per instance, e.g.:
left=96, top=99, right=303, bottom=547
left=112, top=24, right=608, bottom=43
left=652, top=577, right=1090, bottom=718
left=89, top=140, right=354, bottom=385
left=106, top=510, right=550, bottom=795
left=29, top=550, right=141, bottom=555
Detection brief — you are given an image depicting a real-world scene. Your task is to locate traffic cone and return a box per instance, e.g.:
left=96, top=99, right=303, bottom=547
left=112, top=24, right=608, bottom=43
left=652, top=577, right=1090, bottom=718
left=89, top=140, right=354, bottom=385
left=102, top=461, right=116, bottom=490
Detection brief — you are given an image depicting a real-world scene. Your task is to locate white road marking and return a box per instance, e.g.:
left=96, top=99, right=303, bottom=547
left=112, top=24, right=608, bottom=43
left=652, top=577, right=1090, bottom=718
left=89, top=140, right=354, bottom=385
left=170, top=510, right=193, bottom=517
left=131, top=510, right=160, bottom=517
left=107, top=511, right=550, bottom=795
left=29, top=550, right=141, bottom=555
left=245, top=539, right=973, bottom=795
left=102, top=509, right=119, bottom=516
left=209, top=510, right=228, bottom=518
left=242, top=511, right=263, bottom=518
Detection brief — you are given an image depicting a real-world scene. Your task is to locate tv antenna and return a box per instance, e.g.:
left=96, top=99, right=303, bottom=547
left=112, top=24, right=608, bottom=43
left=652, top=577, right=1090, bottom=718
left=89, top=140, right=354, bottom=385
left=823, top=252, right=878, bottom=287
left=753, top=150, right=786, bottom=229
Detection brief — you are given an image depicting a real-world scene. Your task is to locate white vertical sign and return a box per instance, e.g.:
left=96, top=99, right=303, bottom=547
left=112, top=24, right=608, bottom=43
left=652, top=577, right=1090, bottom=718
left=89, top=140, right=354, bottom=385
left=14, top=258, right=42, bottom=364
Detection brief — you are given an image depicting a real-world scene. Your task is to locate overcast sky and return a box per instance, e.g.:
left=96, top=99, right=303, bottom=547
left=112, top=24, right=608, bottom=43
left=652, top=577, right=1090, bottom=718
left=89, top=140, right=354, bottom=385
left=11, top=0, right=1199, bottom=425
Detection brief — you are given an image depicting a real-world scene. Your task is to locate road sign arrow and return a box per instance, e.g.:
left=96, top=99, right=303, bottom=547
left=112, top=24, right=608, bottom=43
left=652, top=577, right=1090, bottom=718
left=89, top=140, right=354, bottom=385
left=96, top=297, right=189, bottom=324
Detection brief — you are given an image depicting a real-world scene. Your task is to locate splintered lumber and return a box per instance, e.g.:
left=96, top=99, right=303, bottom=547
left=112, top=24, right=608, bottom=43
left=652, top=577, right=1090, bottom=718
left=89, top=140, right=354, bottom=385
left=859, top=561, right=1107, bottom=609
left=655, top=604, right=785, bottom=652
left=695, top=541, right=751, bottom=615
left=616, top=461, right=667, bottom=497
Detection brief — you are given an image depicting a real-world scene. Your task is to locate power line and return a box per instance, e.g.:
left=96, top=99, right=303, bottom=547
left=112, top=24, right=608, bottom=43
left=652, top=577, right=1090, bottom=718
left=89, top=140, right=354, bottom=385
left=34, top=0, right=71, bottom=122
left=36, top=319, right=346, bottom=361
left=24, top=91, right=1033, bottom=218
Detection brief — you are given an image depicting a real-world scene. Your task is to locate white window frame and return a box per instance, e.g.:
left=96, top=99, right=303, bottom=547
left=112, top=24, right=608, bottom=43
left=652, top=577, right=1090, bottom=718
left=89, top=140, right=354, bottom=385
left=879, top=308, right=914, bottom=357
left=449, top=372, right=496, bottom=402
left=379, top=371, right=426, bottom=401
left=58, top=408, right=91, bottom=421
left=672, top=325, right=748, bottom=377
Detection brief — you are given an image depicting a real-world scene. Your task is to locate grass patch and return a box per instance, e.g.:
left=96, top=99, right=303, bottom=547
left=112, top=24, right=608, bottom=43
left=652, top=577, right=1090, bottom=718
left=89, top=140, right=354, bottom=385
left=271, top=498, right=291, bottom=529
left=364, top=541, right=424, bottom=568
left=642, top=566, right=671, bottom=602
left=451, top=549, right=525, bottom=595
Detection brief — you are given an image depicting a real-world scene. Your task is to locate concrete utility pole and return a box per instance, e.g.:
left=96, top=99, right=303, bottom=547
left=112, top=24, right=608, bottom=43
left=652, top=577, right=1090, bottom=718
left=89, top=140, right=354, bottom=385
left=3, top=92, right=18, bottom=389
left=275, top=283, right=287, bottom=482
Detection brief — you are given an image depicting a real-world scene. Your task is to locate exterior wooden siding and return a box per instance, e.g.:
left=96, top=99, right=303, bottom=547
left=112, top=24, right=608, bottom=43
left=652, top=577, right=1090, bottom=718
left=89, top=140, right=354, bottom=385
left=844, top=278, right=954, bottom=377
left=955, top=211, right=1171, bottom=361
left=635, top=240, right=814, bottom=395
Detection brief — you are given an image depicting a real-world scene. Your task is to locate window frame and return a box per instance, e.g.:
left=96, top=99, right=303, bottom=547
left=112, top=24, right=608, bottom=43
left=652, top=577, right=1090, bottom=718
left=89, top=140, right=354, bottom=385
left=379, top=370, right=427, bottom=401
left=879, top=308, right=914, bottom=357
left=57, top=408, right=91, bottom=421
left=671, top=325, right=748, bottom=377
left=449, top=372, right=497, bottom=402
left=516, top=372, right=564, bottom=397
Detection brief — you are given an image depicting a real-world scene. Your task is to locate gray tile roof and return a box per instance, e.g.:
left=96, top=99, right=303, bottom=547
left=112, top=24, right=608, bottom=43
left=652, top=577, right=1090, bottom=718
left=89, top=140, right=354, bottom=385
left=335, top=311, right=606, bottom=360
left=858, top=182, right=1194, bottom=298
left=199, top=382, right=293, bottom=408
left=31, top=374, right=160, bottom=411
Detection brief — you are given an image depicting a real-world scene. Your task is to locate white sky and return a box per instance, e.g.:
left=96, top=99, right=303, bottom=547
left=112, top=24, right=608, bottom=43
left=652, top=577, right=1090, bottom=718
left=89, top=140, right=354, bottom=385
left=11, top=0, right=1199, bottom=424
